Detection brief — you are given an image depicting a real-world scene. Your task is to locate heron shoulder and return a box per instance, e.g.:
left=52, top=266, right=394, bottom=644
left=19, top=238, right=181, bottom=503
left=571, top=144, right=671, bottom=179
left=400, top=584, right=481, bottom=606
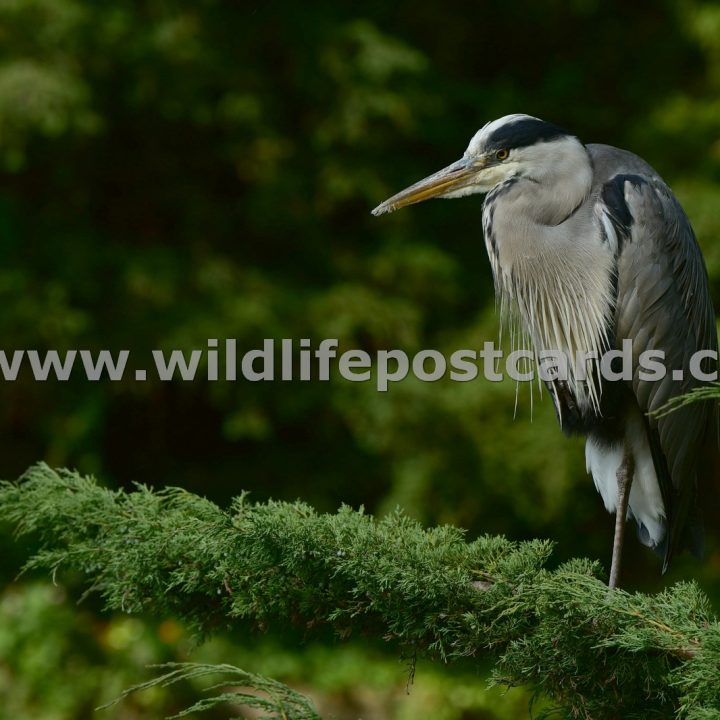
left=586, top=143, right=663, bottom=188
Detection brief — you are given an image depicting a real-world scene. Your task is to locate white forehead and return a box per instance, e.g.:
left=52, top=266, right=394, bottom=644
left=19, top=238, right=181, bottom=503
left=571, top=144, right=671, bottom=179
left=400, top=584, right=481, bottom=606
left=466, top=113, right=541, bottom=155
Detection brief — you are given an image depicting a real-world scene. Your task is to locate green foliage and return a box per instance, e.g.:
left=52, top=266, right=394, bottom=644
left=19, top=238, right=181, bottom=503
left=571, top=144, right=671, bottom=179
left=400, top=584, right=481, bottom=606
left=0, top=581, right=206, bottom=719
left=104, top=663, right=321, bottom=720
left=2, top=1, right=720, bottom=717
left=0, top=0, right=717, bottom=571
left=654, top=382, right=720, bottom=417
left=0, top=580, right=534, bottom=720
left=4, top=464, right=720, bottom=719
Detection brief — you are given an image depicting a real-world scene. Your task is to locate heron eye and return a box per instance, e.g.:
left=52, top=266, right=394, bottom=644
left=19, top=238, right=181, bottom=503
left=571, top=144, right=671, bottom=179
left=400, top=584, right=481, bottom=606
left=496, top=149, right=509, bottom=161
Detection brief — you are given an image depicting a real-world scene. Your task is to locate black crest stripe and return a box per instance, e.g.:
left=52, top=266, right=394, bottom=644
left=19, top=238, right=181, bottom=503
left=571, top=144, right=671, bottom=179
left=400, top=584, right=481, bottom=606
left=487, top=118, right=569, bottom=151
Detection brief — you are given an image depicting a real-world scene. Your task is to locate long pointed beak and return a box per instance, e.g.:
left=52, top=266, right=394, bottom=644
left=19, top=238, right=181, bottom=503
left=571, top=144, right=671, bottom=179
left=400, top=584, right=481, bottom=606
left=371, top=157, right=482, bottom=216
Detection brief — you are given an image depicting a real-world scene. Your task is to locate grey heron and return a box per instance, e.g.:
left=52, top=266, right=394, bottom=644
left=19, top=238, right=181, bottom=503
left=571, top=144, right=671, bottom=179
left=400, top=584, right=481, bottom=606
left=372, top=114, right=719, bottom=588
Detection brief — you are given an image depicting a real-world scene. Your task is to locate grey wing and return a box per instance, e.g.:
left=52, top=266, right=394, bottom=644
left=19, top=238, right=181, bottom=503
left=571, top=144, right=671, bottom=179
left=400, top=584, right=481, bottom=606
left=602, top=173, right=718, bottom=567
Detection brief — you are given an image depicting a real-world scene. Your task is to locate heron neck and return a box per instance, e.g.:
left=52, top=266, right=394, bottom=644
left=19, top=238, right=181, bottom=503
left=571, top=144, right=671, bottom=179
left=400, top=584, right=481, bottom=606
left=482, top=164, right=614, bottom=414
left=509, top=146, right=593, bottom=226
left=484, top=148, right=594, bottom=265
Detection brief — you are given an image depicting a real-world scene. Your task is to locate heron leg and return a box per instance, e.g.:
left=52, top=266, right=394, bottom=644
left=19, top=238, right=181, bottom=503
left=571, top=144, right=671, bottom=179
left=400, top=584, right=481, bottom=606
left=608, top=444, right=635, bottom=590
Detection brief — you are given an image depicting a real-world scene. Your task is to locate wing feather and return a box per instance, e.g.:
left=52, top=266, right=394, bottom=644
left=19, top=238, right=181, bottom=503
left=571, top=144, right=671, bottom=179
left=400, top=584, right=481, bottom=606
left=604, top=174, right=718, bottom=566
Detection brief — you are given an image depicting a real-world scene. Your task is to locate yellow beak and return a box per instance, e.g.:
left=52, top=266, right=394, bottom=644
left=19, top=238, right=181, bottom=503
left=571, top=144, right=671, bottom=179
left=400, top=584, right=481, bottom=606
left=371, top=157, right=484, bottom=216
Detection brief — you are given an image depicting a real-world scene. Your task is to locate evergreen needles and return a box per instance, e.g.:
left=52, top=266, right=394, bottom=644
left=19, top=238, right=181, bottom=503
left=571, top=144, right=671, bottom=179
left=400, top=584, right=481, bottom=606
left=2, top=463, right=720, bottom=719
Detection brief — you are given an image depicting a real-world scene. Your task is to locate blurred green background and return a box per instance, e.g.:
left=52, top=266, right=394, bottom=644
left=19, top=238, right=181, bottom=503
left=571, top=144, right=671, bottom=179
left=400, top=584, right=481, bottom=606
left=1, top=0, right=720, bottom=717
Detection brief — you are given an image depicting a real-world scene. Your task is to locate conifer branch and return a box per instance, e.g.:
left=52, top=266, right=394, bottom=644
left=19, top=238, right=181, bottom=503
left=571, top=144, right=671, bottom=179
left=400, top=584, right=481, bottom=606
left=2, top=463, right=720, bottom=719
left=99, top=663, right=321, bottom=719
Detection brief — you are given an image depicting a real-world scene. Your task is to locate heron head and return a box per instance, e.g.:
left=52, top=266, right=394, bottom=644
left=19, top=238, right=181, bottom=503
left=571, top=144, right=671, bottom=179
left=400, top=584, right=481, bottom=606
left=371, top=114, right=586, bottom=216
